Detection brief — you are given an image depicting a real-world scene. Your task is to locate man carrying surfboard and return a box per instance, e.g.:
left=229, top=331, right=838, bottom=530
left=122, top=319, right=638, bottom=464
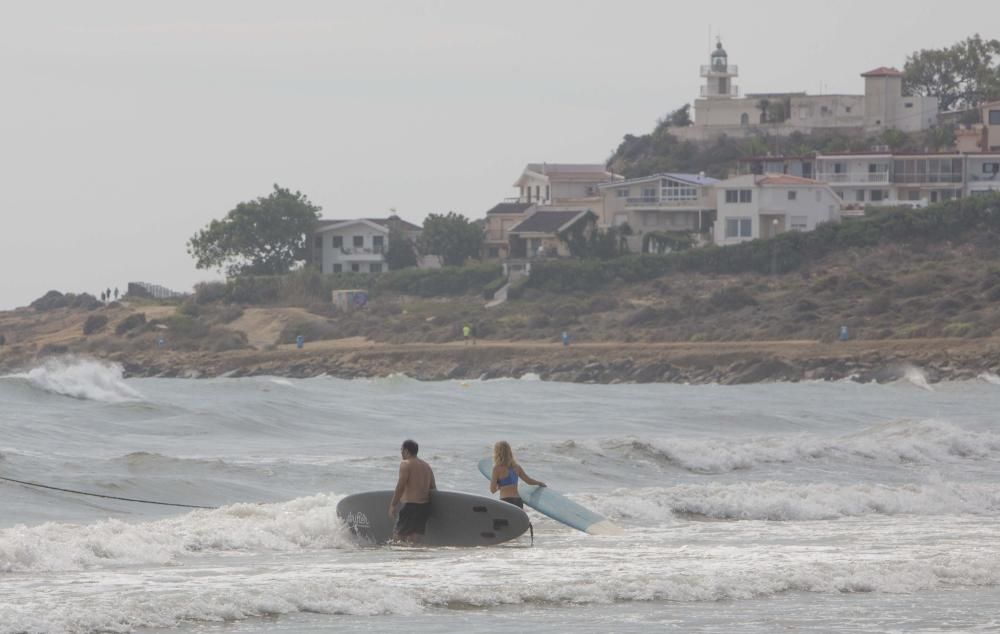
left=489, top=441, right=545, bottom=509
left=389, top=439, right=436, bottom=543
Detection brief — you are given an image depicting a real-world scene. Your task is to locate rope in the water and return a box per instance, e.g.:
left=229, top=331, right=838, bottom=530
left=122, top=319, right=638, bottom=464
left=0, top=475, right=218, bottom=509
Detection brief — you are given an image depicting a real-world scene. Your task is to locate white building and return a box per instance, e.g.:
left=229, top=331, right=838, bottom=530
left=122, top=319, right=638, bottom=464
left=310, top=217, right=421, bottom=274
left=679, top=41, right=939, bottom=140
left=598, top=172, right=719, bottom=252
left=714, top=174, right=842, bottom=246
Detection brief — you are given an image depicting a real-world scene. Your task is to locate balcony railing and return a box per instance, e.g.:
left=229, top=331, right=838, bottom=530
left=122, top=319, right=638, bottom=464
left=700, top=85, right=740, bottom=97
left=337, top=247, right=385, bottom=257
left=893, top=174, right=963, bottom=184
left=816, top=172, right=890, bottom=184
left=625, top=196, right=701, bottom=207
left=700, top=64, right=738, bottom=76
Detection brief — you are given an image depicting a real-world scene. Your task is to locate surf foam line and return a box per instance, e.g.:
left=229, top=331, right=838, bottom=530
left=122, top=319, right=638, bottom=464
left=587, top=480, right=1000, bottom=521
left=587, top=419, right=1000, bottom=474
left=0, top=494, right=351, bottom=573
left=1, top=548, right=998, bottom=633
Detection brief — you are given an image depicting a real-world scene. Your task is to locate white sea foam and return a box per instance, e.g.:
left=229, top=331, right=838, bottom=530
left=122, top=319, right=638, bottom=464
left=0, top=494, right=351, bottom=573
left=0, top=542, right=997, bottom=633
left=599, top=419, right=1000, bottom=473
left=978, top=372, right=1000, bottom=385
left=901, top=364, right=934, bottom=391
left=7, top=358, right=142, bottom=403
left=590, top=480, right=1000, bottom=521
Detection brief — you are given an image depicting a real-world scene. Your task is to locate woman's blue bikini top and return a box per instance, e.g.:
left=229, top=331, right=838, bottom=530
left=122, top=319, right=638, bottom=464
left=496, top=467, right=518, bottom=487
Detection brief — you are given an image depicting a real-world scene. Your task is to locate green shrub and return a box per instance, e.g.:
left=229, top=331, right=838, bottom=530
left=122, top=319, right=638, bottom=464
left=376, top=263, right=501, bottom=297
left=215, top=305, right=244, bottom=324
left=226, top=276, right=280, bottom=304
left=194, top=282, right=228, bottom=304
left=506, top=277, right=530, bottom=301
left=623, top=306, right=659, bottom=327
left=164, top=314, right=211, bottom=338
left=865, top=296, right=892, bottom=315
left=708, top=287, right=757, bottom=311
left=115, top=313, right=146, bottom=335
left=31, top=290, right=68, bottom=311
left=82, top=314, right=109, bottom=335
left=483, top=277, right=507, bottom=300
left=278, top=319, right=342, bottom=344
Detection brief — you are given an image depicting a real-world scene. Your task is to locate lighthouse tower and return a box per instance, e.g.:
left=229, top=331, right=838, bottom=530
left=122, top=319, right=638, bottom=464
left=701, top=40, right=739, bottom=99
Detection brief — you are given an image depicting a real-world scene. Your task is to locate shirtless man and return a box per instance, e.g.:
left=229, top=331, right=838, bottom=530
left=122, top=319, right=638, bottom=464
left=388, top=439, right=436, bottom=543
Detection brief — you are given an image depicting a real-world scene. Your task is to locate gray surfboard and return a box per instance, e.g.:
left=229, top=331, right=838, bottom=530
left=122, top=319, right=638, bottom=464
left=336, top=489, right=530, bottom=546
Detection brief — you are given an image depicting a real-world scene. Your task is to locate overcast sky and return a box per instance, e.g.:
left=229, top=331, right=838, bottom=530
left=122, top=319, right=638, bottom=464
left=0, top=1, right=985, bottom=309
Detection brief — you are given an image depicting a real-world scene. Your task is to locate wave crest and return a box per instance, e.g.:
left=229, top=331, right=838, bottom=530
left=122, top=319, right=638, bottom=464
left=4, top=358, right=142, bottom=403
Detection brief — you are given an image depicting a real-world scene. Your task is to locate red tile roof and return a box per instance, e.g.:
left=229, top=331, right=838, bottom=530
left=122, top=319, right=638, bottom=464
left=861, top=67, right=903, bottom=78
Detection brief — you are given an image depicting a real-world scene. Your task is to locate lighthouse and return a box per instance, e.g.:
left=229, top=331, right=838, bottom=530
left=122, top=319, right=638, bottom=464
left=700, top=40, right=739, bottom=99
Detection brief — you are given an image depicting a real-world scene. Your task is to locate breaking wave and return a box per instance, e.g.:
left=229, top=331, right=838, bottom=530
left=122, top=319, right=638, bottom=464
left=0, top=494, right=351, bottom=574
left=590, top=480, right=1000, bottom=522
left=589, top=419, right=1000, bottom=474
left=3, top=358, right=142, bottom=403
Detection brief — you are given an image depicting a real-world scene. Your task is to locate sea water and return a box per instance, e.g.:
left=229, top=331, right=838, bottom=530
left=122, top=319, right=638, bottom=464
left=1, top=358, right=998, bottom=633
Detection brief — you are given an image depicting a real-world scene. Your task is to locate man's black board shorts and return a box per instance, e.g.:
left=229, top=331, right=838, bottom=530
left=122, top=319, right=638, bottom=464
left=395, top=502, right=432, bottom=536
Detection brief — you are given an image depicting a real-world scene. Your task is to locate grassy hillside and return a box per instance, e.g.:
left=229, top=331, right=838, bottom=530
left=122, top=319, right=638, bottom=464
left=2, top=197, right=1000, bottom=365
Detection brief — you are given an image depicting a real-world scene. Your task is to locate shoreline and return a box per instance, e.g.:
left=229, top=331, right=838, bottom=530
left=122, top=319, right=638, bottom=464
left=22, top=336, right=998, bottom=384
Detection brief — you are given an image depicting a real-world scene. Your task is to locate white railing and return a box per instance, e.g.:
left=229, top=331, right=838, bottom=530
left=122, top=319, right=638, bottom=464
left=816, top=172, right=890, bottom=184
left=700, top=64, right=738, bottom=76
left=700, top=85, right=740, bottom=97
left=625, top=197, right=701, bottom=207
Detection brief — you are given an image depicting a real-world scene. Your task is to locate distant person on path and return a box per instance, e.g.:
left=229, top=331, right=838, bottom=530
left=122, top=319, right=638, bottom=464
left=561, top=331, right=570, bottom=346
left=462, top=324, right=472, bottom=345
left=0, top=333, right=6, bottom=347
left=489, top=440, right=545, bottom=509
left=114, top=287, right=119, bottom=300
left=100, top=291, right=106, bottom=303
left=105, top=288, right=111, bottom=302
left=389, top=439, right=436, bottom=543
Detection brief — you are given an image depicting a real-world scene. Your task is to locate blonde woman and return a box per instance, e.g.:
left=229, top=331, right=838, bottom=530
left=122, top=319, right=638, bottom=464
left=490, top=441, right=546, bottom=508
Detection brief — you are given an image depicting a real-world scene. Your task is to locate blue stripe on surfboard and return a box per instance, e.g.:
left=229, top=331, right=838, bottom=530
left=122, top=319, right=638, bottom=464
left=477, top=457, right=620, bottom=535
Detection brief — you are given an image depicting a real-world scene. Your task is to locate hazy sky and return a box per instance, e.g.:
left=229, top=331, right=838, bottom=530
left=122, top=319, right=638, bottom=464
left=0, top=1, right=985, bottom=309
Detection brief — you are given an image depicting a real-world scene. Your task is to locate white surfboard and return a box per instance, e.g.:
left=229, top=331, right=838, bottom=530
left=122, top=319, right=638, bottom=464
left=477, top=458, right=622, bottom=535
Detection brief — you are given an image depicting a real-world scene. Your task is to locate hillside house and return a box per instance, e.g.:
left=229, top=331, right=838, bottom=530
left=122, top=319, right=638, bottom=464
left=310, top=216, right=421, bottom=274
left=598, top=172, right=719, bottom=252
left=714, top=174, right=842, bottom=246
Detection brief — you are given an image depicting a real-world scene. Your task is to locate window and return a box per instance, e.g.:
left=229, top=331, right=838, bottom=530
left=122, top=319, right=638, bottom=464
left=314, top=236, right=322, bottom=249
left=724, top=217, right=753, bottom=238
left=725, top=190, right=739, bottom=203
left=353, top=235, right=364, bottom=248
left=908, top=190, right=921, bottom=201
left=787, top=191, right=797, bottom=200
left=535, top=185, right=540, bottom=200
left=726, top=189, right=752, bottom=203
left=332, top=235, right=343, bottom=248
left=991, top=110, right=1000, bottom=125
left=617, top=188, right=629, bottom=198
left=984, top=163, right=1000, bottom=174
left=845, top=106, right=852, bottom=114
left=871, top=190, right=884, bottom=202
left=333, top=263, right=342, bottom=273
left=545, top=185, right=550, bottom=200
left=856, top=191, right=865, bottom=202
left=642, top=187, right=657, bottom=200
left=904, top=102, right=913, bottom=108
left=834, top=163, right=845, bottom=174
left=372, top=235, right=384, bottom=254
left=487, top=247, right=500, bottom=258
left=790, top=216, right=808, bottom=231
left=739, top=189, right=752, bottom=203
left=370, top=263, right=383, bottom=274
left=351, top=263, right=361, bottom=273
